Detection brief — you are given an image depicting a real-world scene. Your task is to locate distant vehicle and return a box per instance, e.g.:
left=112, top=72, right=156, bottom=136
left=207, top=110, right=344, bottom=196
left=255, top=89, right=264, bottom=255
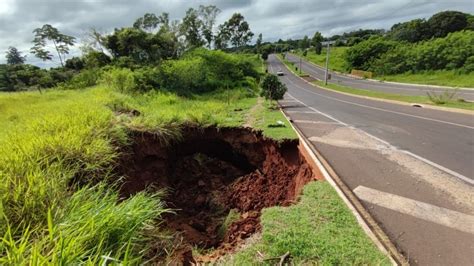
left=277, top=71, right=284, bottom=76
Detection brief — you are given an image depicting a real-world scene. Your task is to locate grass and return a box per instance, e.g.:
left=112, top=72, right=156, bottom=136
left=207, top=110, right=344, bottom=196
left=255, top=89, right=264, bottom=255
left=294, top=47, right=349, bottom=73
left=294, top=47, right=474, bottom=88
left=379, top=70, right=474, bottom=88
left=228, top=181, right=390, bottom=265
left=312, top=80, right=474, bottom=111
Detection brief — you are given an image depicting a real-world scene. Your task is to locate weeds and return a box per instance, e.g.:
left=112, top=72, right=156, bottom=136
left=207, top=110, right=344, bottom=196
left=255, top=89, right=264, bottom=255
left=426, top=88, right=459, bottom=104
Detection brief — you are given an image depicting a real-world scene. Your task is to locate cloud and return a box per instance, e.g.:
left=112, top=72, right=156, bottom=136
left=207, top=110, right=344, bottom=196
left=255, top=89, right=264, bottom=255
left=0, top=0, right=472, bottom=66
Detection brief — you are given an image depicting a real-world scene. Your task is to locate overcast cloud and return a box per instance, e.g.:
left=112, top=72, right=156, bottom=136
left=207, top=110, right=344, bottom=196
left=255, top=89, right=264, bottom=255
left=0, top=0, right=473, bottom=67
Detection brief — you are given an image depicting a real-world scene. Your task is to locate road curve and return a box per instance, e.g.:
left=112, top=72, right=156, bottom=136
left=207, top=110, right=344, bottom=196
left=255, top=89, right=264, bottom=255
left=285, top=53, right=474, bottom=101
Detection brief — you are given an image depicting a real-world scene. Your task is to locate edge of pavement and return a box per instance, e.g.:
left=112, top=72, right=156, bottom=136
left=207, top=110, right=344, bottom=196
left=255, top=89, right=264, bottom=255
left=278, top=106, right=407, bottom=266
left=278, top=55, right=474, bottom=115
left=288, top=53, right=474, bottom=91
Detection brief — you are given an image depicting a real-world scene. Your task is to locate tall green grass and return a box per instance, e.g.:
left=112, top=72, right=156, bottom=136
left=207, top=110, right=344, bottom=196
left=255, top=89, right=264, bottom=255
left=0, top=85, right=263, bottom=264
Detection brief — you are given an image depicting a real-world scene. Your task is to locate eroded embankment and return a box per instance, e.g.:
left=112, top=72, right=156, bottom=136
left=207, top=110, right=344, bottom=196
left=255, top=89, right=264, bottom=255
left=118, top=127, right=317, bottom=263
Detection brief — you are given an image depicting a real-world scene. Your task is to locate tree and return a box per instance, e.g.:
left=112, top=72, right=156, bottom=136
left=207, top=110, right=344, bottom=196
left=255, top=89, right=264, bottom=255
left=214, top=24, right=231, bottom=49
left=30, top=24, right=75, bottom=67
left=198, top=5, right=221, bottom=49
left=299, top=35, right=310, bottom=50
left=427, top=11, right=469, bottom=38
left=312, top=32, right=323, bottom=54
left=104, top=27, right=176, bottom=64
left=180, top=8, right=205, bottom=48
left=133, top=13, right=160, bottom=32
left=388, top=19, right=431, bottom=42
left=65, top=57, right=84, bottom=70
left=256, top=33, right=263, bottom=53
left=5, top=47, right=26, bottom=65
left=260, top=74, right=287, bottom=102
left=221, top=13, right=254, bottom=48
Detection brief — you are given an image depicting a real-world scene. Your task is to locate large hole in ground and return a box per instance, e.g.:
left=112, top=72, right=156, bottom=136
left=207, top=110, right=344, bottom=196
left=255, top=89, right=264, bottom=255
left=118, top=127, right=317, bottom=263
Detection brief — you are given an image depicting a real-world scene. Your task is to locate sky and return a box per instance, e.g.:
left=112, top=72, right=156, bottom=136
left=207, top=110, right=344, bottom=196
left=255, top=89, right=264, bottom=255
left=0, top=0, right=473, bottom=67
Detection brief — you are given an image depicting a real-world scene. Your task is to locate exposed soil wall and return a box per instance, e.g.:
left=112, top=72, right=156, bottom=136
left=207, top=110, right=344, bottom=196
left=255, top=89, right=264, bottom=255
left=118, top=126, right=318, bottom=263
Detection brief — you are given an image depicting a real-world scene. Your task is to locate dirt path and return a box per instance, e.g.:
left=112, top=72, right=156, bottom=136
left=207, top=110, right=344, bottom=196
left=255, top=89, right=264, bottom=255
left=244, top=97, right=264, bottom=128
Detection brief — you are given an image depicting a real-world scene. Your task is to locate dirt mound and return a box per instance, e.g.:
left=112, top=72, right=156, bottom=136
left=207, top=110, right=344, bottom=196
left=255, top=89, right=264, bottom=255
left=118, top=126, right=318, bottom=263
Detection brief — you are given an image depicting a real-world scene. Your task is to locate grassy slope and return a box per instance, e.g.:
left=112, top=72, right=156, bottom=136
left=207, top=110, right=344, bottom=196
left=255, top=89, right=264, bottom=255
left=294, top=48, right=474, bottom=88
left=295, top=47, right=349, bottom=73
left=281, top=53, right=473, bottom=111
left=0, top=84, right=387, bottom=263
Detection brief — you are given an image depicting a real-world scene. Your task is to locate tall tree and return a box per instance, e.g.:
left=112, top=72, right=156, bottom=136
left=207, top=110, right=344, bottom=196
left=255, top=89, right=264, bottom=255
left=221, top=13, right=254, bottom=48
left=133, top=13, right=160, bottom=32
left=214, top=24, right=231, bottom=50
left=427, top=11, right=469, bottom=38
left=5, top=47, right=26, bottom=65
left=30, top=24, right=75, bottom=67
left=198, top=5, right=221, bottom=49
left=180, top=8, right=205, bottom=48
left=256, top=33, right=263, bottom=53
left=312, top=31, right=323, bottom=54
left=300, top=35, right=310, bottom=50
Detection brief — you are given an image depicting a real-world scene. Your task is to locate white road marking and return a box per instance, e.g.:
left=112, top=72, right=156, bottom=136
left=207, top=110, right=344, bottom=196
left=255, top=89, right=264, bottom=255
left=283, top=74, right=474, bottom=130
left=354, top=186, right=474, bottom=234
left=285, top=111, right=318, bottom=114
left=293, top=120, right=340, bottom=125
left=284, top=92, right=474, bottom=185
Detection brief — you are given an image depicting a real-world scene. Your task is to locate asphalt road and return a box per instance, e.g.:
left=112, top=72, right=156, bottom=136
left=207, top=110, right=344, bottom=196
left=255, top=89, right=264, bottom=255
left=268, top=54, right=474, bottom=265
left=285, top=53, right=474, bottom=101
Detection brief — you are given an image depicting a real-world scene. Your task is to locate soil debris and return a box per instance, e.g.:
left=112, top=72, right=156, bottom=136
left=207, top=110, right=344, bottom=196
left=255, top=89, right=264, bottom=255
left=118, top=126, right=316, bottom=263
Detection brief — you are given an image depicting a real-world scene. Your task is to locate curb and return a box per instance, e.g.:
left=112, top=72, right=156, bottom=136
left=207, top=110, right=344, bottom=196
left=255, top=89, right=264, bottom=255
left=279, top=106, right=407, bottom=266
left=279, top=55, right=473, bottom=115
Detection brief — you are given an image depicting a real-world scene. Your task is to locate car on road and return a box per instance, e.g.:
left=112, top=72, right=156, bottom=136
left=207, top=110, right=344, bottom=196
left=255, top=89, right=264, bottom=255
left=277, top=71, right=284, bottom=76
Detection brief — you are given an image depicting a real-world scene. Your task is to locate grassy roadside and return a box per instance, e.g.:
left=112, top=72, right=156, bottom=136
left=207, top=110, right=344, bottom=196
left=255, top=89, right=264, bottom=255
left=0, top=83, right=388, bottom=264
left=229, top=181, right=390, bottom=265
left=277, top=54, right=309, bottom=77
left=278, top=54, right=473, bottom=111
left=313, top=80, right=474, bottom=111
left=293, top=49, right=474, bottom=88
left=294, top=48, right=348, bottom=73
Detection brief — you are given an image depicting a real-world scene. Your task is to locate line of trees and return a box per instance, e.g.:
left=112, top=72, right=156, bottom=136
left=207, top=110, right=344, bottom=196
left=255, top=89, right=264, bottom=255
left=1, top=5, right=256, bottom=92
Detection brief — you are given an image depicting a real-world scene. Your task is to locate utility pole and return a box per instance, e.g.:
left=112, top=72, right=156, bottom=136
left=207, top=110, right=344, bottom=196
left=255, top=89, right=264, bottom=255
left=324, top=42, right=330, bottom=85
left=299, top=56, right=302, bottom=74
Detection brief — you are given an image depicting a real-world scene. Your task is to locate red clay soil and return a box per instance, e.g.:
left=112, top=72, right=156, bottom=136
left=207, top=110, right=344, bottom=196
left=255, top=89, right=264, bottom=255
left=118, top=126, right=316, bottom=264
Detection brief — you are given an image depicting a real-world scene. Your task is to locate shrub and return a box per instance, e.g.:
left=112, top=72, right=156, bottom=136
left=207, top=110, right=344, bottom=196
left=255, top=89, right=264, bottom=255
left=345, top=36, right=398, bottom=71
left=101, top=68, right=136, bottom=93
left=57, top=69, right=101, bottom=90
left=260, top=74, right=287, bottom=102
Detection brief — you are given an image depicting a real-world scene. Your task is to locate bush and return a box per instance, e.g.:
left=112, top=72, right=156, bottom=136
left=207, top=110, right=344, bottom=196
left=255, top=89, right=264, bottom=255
left=260, top=74, right=287, bottom=101
left=101, top=68, right=136, bottom=93
left=345, top=36, right=398, bottom=71
left=371, top=31, right=474, bottom=75
left=57, top=69, right=101, bottom=90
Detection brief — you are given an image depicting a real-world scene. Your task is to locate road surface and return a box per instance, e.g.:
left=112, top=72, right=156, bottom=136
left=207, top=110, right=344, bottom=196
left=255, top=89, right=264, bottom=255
left=268, top=54, right=474, bottom=265
left=285, top=53, right=474, bottom=101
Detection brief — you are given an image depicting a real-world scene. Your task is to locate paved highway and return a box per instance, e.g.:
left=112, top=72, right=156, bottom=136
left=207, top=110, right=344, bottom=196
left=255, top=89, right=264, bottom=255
left=269, top=54, right=474, bottom=265
left=286, top=53, right=474, bottom=101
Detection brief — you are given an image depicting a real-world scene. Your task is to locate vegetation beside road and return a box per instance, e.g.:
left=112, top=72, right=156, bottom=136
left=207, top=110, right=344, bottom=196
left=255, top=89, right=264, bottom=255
left=229, top=181, right=390, bottom=265
left=276, top=55, right=474, bottom=111
left=271, top=11, right=474, bottom=88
